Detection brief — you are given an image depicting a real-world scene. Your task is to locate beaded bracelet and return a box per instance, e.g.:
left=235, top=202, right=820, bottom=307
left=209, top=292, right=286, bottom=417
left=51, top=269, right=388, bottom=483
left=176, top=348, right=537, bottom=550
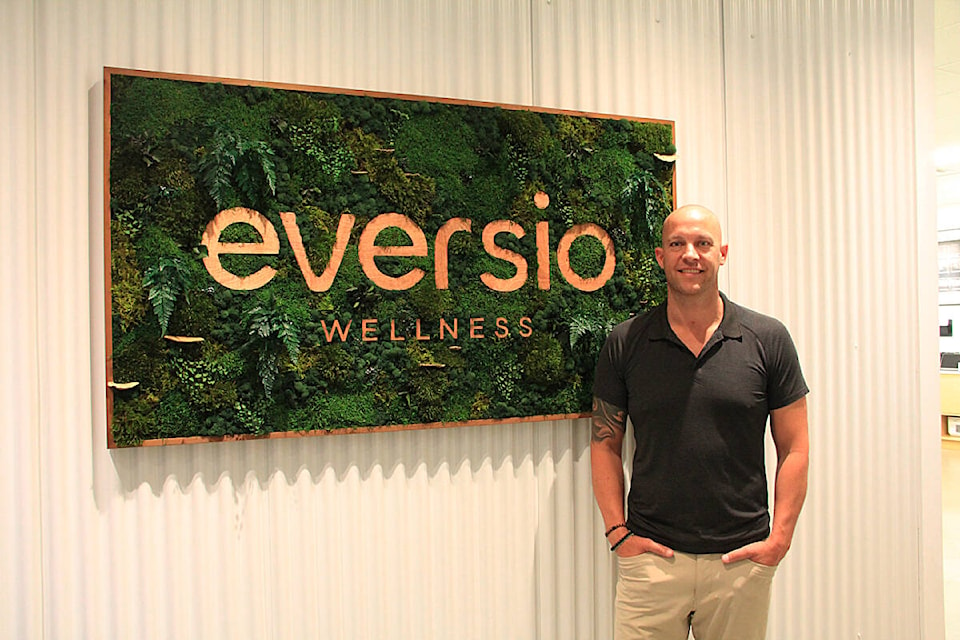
left=605, top=522, right=627, bottom=537
left=610, top=531, right=634, bottom=552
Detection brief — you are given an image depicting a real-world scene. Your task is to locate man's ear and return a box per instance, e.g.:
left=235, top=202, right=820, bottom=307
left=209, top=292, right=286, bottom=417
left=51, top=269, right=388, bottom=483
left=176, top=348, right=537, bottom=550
left=719, top=244, right=729, bottom=265
left=654, top=246, right=665, bottom=268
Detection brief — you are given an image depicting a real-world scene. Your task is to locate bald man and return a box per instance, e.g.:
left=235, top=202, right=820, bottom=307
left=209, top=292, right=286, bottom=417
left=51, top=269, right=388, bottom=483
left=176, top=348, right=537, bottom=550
left=591, top=205, right=809, bottom=640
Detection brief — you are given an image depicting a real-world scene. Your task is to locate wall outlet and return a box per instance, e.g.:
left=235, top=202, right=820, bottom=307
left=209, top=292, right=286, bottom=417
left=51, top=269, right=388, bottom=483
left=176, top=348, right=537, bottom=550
left=948, top=416, right=960, bottom=436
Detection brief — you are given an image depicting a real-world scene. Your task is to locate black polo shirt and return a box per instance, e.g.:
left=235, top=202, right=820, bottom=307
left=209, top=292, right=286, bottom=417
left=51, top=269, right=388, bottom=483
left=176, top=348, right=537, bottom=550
left=592, top=293, right=808, bottom=553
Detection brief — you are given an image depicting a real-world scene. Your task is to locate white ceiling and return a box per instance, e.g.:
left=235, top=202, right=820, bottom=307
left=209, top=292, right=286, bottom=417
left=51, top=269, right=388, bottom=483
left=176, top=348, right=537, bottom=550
left=937, top=1, right=960, bottom=224
left=937, top=0, right=960, bottom=168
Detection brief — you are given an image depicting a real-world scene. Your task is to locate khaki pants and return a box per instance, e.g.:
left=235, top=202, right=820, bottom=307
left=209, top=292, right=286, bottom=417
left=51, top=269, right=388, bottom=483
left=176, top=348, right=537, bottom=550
left=615, top=552, right=776, bottom=640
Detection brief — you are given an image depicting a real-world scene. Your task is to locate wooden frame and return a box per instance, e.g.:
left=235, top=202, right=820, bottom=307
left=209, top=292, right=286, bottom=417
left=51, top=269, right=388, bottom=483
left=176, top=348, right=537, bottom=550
left=104, top=67, right=675, bottom=447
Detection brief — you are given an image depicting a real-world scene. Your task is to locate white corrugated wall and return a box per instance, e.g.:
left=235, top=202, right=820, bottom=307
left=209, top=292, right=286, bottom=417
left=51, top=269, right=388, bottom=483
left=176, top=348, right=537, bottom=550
left=1, top=1, right=43, bottom=639
left=722, top=2, right=940, bottom=638
left=0, top=1, right=941, bottom=639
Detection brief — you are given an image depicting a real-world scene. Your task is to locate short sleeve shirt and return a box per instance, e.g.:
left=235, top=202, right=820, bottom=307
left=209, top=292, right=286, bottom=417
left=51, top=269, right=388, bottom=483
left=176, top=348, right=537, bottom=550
left=592, top=293, right=808, bottom=553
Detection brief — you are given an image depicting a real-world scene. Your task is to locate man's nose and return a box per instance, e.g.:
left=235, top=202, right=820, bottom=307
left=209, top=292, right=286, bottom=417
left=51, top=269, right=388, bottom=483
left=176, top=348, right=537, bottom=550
left=682, top=243, right=698, bottom=260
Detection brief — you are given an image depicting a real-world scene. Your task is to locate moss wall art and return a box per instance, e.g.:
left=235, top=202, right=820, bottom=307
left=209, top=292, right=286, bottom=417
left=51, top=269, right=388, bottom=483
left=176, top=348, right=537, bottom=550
left=104, top=68, right=674, bottom=447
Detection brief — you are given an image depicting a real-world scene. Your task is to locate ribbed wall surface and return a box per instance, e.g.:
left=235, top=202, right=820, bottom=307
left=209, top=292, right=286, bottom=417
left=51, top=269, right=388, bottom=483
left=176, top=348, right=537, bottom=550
left=1, top=2, right=43, bottom=640
left=0, top=1, right=941, bottom=638
left=721, top=2, right=932, bottom=638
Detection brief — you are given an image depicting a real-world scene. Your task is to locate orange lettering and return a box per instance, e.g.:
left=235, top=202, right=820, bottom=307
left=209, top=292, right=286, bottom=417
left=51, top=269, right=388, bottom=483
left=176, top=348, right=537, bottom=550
left=362, top=319, right=379, bottom=341
left=518, top=316, right=533, bottom=337
left=536, top=221, right=550, bottom=290
left=200, top=207, right=279, bottom=290
left=479, top=220, right=527, bottom=292
left=556, top=223, right=616, bottom=292
left=470, top=317, right=484, bottom=339
left=201, top=209, right=617, bottom=294
left=435, top=218, right=472, bottom=289
left=320, top=319, right=352, bottom=342
left=415, top=319, right=430, bottom=341
left=358, top=213, right=427, bottom=290
left=537, top=220, right=550, bottom=289
left=495, top=317, right=509, bottom=338
left=390, top=319, right=405, bottom=341
left=440, top=317, right=458, bottom=340
left=280, top=212, right=354, bottom=292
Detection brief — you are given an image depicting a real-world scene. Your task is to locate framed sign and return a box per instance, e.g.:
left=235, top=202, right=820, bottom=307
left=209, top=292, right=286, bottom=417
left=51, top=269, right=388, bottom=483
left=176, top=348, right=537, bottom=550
left=104, top=68, right=674, bottom=447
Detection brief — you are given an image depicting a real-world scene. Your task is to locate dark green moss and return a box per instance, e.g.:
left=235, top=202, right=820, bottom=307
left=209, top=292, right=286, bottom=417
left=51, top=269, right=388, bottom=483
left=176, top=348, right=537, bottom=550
left=522, top=333, right=567, bottom=388
left=111, top=222, right=149, bottom=332
left=565, top=233, right=608, bottom=281
left=579, top=148, right=638, bottom=211
left=395, top=107, right=479, bottom=211
left=347, top=128, right=436, bottom=225
left=156, top=391, right=199, bottom=439
left=110, top=75, right=205, bottom=141
left=629, top=122, right=674, bottom=154
left=111, top=327, right=173, bottom=393
left=112, top=395, right=159, bottom=446
left=107, top=72, right=672, bottom=441
left=289, top=391, right=378, bottom=431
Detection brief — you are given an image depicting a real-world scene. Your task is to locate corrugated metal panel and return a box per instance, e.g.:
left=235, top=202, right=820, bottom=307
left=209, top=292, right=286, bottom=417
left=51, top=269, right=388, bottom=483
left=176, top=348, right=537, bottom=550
left=916, top=2, right=944, bottom=639
left=532, top=0, right=728, bottom=214
left=263, top=0, right=534, bottom=103
left=7, top=0, right=941, bottom=639
left=722, top=1, right=931, bottom=638
left=0, top=3, right=43, bottom=640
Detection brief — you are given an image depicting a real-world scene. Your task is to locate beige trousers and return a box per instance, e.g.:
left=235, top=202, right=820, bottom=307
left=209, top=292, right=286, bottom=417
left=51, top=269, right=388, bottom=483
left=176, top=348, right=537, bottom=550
left=615, top=552, right=776, bottom=640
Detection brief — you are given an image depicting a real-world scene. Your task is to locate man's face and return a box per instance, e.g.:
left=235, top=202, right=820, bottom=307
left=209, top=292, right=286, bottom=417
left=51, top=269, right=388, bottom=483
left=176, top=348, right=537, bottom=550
left=654, top=208, right=728, bottom=298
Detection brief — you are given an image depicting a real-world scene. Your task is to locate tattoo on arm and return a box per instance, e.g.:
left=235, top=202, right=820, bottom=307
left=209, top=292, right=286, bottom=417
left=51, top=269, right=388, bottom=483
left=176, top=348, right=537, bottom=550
left=592, top=397, right=626, bottom=443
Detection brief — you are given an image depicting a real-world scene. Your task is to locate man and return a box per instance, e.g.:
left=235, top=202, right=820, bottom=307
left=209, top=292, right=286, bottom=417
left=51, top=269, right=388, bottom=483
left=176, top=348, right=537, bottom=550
left=591, top=205, right=809, bottom=640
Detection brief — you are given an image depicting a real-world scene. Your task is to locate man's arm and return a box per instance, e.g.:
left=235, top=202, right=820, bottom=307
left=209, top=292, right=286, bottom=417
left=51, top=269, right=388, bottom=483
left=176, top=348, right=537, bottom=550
left=591, top=396, right=673, bottom=558
left=722, top=395, right=809, bottom=566
left=591, top=397, right=629, bottom=532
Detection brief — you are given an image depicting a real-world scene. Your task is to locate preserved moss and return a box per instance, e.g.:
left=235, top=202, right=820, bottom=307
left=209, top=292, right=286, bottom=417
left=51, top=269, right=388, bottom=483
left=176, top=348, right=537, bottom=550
left=110, top=75, right=205, bottom=141
left=522, top=333, right=566, bottom=388
left=111, top=222, right=148, bottom=331
left=107, top=71, right=673, bottom=444
left=395, top=108, right=479, bottom=212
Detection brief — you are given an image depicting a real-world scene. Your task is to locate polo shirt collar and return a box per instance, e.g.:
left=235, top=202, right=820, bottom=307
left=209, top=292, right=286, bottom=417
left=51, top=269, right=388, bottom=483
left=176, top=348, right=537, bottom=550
left=649, top=292, right=744, bottom=345
left=717, top=292, right=743, bottom=339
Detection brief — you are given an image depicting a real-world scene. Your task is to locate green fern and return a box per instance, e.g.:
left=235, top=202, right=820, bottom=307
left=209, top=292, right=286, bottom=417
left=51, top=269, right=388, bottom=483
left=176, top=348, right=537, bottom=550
left=569, top=314, right=617, bottom=350
left=256, top=347, right=279, bottom=399
left=235, top=140, right=277, bottom=204
left=198, top=128, right=277, bottom=209
left=244, top=302, right=301, bottom=397
left=622, top=170, right=671, bottom=246
left=198, top=128, right=240, bottom=209
left=142, top=257, right=192, bottom=336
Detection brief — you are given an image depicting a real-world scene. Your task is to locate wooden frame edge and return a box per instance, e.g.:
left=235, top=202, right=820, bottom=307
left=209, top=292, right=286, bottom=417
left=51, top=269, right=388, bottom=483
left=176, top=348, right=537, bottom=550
left=118, top=412, right=593, bottom=448
left=103, top=66, right=675, bottom=449
left=102, top=66, right=676, bottom=126
left=104, top=67, right=117, bottom=449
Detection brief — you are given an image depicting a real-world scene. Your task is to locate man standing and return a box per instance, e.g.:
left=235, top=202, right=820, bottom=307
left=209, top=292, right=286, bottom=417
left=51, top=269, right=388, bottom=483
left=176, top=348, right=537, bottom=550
left=591, top=205, right=809, bottom=640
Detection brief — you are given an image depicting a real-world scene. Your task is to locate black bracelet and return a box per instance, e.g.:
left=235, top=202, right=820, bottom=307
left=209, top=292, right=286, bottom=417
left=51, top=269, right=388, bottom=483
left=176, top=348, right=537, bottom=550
left=605, top=523, right=627, bottom=537
left=610, top=531, right=634, bottom=552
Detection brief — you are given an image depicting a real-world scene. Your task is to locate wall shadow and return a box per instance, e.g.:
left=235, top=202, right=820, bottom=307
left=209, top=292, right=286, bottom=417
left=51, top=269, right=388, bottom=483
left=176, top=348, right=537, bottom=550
left=105, top=418, right=588, bottom=500
left=87, top=76, right=591, bottom=509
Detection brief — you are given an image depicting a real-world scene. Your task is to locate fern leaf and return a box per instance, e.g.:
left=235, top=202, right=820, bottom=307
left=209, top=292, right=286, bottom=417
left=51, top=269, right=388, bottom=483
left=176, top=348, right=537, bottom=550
left=278, top=321, right=301, bottom=366
left=622, top=170, right=670, bottom=245
left=143, top=257, right=191, bottom=336
left=569, top=316, right=591, bottom=348
left=198, top=128, right=241, bottom=209
left=257, top=347, right=278, bottom=398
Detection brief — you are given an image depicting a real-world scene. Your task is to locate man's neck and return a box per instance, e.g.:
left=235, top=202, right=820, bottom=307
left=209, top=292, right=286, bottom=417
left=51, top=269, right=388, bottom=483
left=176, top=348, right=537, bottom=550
left=665, top=290, right=724, bottom=355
